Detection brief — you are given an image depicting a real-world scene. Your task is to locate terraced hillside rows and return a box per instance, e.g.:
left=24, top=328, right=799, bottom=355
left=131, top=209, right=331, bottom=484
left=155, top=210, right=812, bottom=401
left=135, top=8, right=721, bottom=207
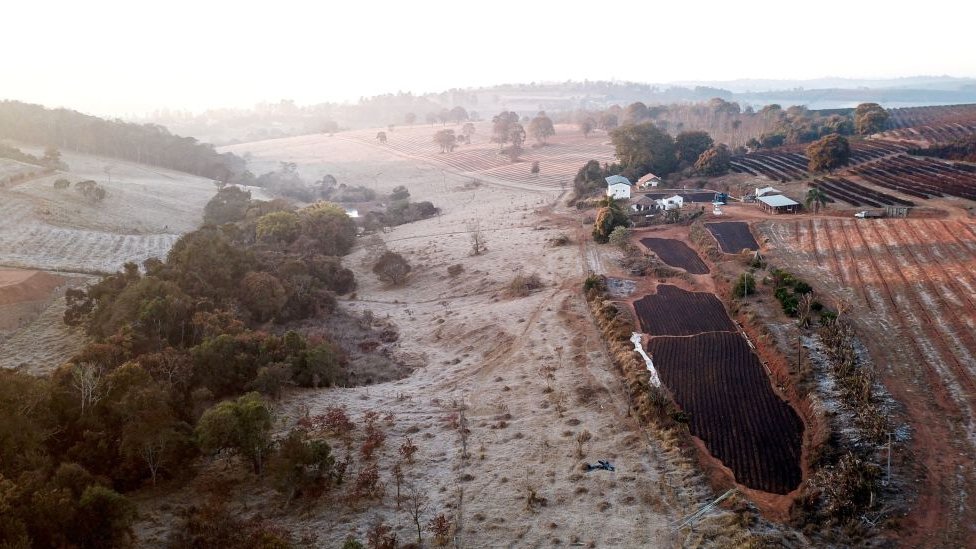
left=341, top=122, right=617, bottom=189
left=809, top=176, right=916, bottom=208
left=846, top=154, right=976, bottom=200
left=885, top=104, right=976, bottom=129
left=729, top=141, right=908, bottom=182
left=877, top=122, right=976, bottom=144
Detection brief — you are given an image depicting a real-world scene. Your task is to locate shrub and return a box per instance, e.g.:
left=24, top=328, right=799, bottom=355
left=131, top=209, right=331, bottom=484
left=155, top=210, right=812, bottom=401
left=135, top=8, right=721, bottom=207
left=53, top=178, right=70, bottom=189
left=507, top=271, right=543, bottom=297
left=732, top=273, right=756, bottom=298
left=372, top=251, right=411, bottom=286
left=446, top=264, right=463, bottom=277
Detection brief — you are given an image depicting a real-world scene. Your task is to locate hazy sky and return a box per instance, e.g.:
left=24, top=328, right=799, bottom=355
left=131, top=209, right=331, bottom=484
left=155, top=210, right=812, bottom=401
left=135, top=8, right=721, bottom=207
left=4, top=0, right=975, bottom=116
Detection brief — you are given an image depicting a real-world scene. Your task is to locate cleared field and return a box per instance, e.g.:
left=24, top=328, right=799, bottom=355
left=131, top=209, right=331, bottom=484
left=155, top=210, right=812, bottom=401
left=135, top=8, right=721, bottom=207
left=648, top=332, right=804, bottom=494
left=338, top=122, right=617, bottom=189
left=633, top=285, right=735, bottom=336
left=706, top=222, right=759, bottom=253
left=763, top=217, right=976, bottom=540
left=0, top=149, right=212, bottom=273
left=639, top=238, right=709, bottom=274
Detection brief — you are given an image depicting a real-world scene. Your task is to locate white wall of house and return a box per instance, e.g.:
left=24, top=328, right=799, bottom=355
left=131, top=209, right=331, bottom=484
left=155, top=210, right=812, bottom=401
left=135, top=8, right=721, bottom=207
left=607, top=183, right=631, bottom=200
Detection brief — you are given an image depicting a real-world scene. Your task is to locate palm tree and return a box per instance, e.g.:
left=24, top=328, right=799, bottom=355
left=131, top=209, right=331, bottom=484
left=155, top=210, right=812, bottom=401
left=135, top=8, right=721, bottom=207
left=806, top=187, right=828, bottom=214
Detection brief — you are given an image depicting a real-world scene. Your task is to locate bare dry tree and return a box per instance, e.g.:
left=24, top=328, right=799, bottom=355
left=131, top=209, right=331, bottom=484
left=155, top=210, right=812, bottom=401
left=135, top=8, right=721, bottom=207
left=575, top=429, right=593, bottom=459
left=468, top=222, right=487, bottom=256
left=406, top=483, right=430, bottom=545
left=71, top=362, right=106, bottom=415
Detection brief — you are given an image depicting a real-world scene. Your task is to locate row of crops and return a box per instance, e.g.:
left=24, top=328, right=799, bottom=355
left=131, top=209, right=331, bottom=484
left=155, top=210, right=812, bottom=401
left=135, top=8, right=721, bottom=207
left=729, top=141, right=908, bottom=182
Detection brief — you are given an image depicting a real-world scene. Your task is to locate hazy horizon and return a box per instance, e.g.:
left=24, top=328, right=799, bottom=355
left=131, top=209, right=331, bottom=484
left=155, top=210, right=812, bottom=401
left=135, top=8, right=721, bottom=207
left=4, top=0, right=976, bottom=117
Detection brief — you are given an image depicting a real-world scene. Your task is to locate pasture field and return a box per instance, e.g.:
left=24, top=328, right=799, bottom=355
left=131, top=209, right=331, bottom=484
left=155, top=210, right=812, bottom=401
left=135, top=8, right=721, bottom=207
left=647, top=332, right=804, bottom=494
left=639, top=237, right=709, bottom=274
left=339, top=122, right=618, bottom=189
left=0, top=147, right=213, bottom=273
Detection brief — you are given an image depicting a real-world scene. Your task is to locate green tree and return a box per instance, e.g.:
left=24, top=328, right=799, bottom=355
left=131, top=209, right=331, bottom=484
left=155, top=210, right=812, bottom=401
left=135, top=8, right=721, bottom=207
left=578, top=116, right=595, bottom=138
left=853, top=103, right=889, bottom=135
left=528, top=114, right=555, bottom=144
left=75, top=485, right=136, bottom=549
left=196, top=392, right=274, bottom=474
left=592, top=198, right=629, bottom=243
left=806, top=187, right=829, bottom=214
left=806, top=134, right=851, bottom=173
left=239, top=272, right=287, bottom=322
left=608, top=226, right=631, bottom=249
left=450, top=106, right=469, bottom=124
left=433, top=129, right=457, bottom=153
left=694, top=145, right=731, bottom=176
left=298, top=202, right=357, bottom=256
left=204, top=186, right=252, bottom=225
left=490, top=111, right=520, bottom=148
left=610, top=122, right=677, bottom=178
left=256, top=211, right=300, bottom=244
left=674, top=131, right=714, bottom=164
left=270, top=429, right=335, bottom=505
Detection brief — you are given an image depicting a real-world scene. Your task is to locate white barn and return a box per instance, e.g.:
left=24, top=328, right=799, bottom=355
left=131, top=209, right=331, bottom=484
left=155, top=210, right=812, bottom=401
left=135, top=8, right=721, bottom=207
left=605, top=175, right=632, bottom=200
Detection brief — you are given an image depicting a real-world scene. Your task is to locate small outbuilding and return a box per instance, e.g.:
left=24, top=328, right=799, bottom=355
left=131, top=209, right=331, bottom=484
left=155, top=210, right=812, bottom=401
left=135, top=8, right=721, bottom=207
left=757, top=194, right=800, bottom=214
left=606, top=175, right=632, bottom=200
left=655, top=195, right=684, bottom=210
left=755, top=186, right=782, bottom=198
left=636, top=173, right=662, bottom=189
left=631, top=196, right=657, bottom=212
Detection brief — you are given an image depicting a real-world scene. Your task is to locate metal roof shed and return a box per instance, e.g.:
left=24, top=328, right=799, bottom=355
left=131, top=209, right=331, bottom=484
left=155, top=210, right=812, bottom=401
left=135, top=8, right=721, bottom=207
left=757, top=194, right=800, bottom=214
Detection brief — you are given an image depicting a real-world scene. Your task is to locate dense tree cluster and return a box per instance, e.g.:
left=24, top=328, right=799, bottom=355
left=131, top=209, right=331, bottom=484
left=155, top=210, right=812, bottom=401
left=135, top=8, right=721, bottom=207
left=806, top=134, right=851, bottom=173
left=0, top=100, right=248, bottom=182
left=0, top=143, right=68, bottom=170
left=0, top=193, right=370, bottom=546
left=853, top=103, right=889, bottom=135
left=694, top=145, right=732, bottom=176
left=572, top=159, right=621, bottom=198
left=609, top=122, right=678, bottom=180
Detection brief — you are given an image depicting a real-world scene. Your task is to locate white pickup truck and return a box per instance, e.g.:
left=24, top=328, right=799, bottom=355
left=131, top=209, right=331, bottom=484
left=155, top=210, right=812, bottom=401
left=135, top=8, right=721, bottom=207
left=854, top=210, right=883, bottom=219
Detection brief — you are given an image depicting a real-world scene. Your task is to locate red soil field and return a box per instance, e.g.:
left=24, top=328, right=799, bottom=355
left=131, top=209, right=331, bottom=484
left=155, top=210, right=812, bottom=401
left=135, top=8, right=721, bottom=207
left=647, top=332, right=804, bottom=494
left=706, top=222, right=759, bottom=253
left=639, top=238, right=709, bottom=274
left=633, top=285, right=735, bottom=336
left=766, top=217, right=976, bottom=544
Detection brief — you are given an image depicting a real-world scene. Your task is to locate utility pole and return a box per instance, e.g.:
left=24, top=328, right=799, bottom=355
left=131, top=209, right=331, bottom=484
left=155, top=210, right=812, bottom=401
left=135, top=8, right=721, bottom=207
left=884, top=432, right=892, bottom=486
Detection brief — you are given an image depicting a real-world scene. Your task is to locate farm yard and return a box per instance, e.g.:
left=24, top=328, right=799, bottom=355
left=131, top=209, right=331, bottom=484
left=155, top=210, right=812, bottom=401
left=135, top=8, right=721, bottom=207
left=639, top=237, right=709, bottom=274
left=633, top=285, right=736, bottom=336
left=763, top=216, right=976, bottom=544
left=647, top=332, right=804, bottom=495
left=705, top=221, right=759, bottom=253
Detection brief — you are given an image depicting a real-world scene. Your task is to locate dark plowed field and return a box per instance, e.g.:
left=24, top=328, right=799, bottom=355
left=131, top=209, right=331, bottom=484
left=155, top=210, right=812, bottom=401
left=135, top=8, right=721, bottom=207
left=633, top=285, right=735, bottom=336
left=647, top=332, right=804, bottom=494
left=706, top=222, right=759, bottom=253
left=640, top=238, right=709, bottom=274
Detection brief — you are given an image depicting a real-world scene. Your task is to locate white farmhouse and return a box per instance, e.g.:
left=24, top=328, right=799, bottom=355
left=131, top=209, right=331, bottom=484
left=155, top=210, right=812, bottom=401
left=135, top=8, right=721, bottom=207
left=655, top=194, right=684, bottom=210
left=636, top=173, right=662, bottom=189
left=605, top=175, right=632, bottom=200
